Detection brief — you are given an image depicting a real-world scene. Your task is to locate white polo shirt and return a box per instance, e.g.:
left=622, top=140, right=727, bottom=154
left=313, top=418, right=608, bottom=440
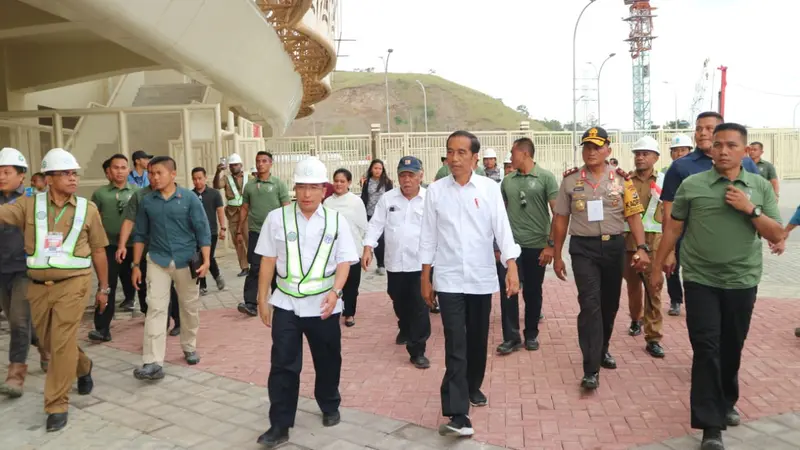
left=363, top=187, right=426, bottom=273
left=255, top=204, right=359, bottom=317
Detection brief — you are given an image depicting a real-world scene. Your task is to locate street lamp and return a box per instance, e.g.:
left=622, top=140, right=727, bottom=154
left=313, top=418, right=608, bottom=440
left=595, top=53, right=616, bottom=125
left=415, top=80, right=428, bottom=135
left=381, top=49, right=394, bottom=133
left=573, top=0, right=597, bottom=167
left=663, top=81, right=679, bottom=129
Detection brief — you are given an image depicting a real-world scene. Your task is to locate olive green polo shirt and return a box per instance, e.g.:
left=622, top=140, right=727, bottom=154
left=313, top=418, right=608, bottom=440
left=671, top=167, right=781, bottom=289
left=501, top=165, right=558, bottom=248
left=434, top=165, right=485, bottom=181
left=242, top=175, right=290, bottom=232
left=124, top=186, right=153, bottom=222
left=755, top=159, right=777, bottom=181
left=92, top=183, right=139, bottom=245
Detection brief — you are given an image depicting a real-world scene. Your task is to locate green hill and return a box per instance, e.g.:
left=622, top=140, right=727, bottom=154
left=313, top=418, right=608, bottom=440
left=285, top=71, right=547, bottom=136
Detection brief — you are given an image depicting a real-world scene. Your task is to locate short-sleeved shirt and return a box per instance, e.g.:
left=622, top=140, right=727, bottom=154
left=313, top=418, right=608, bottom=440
left=192, top=186, right=224, bottom=235
left=216, top=171, right=248, bottom=216
left=501, top=165, right=558, bottom=248
left=133, top=186, right=212, bottom=269
left=0, top=185, right=31, bottom=274
left=623, top=170, right=663, bottom=252
left=790, top=206, right=800, bottom=226
left=554, top=165, right=644, bottom=236
left=128, top=169, right=149, bottom=188
left=91, top=183, right=138, bottom=245
left=671, top=167, right=781, bottom=289
left=0, top=193, right=109, bottom=282
left=242, top=175, right=290, bottom=233
left=660, top=148, right=760, bottom=202
left=755, top=159, right=777, bottom=181
left=434, top=165, right=486, bottom=181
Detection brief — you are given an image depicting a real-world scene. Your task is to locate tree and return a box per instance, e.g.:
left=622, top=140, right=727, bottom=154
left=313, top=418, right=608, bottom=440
left=664, top=120, right=691, bottom=129
left=540, top=118, right=563, bottom=132
left=562, top=122, right=588, bottom=132
left=516, top=105, right=530, bottom=118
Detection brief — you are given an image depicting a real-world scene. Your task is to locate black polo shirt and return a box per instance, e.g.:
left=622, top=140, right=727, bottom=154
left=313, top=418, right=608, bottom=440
left=192, top=185, right=224, bottom=235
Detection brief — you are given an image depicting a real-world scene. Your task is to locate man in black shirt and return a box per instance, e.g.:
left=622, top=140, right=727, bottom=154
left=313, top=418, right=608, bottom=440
left=191, top=167, right=226, bottom=295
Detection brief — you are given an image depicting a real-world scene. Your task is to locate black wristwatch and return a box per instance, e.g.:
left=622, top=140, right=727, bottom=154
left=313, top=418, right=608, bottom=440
left=637, top=244, right=651, bottom=252
left=546, top=239, right=555, bottom=247
left=749, top=206, right=762, bottom=218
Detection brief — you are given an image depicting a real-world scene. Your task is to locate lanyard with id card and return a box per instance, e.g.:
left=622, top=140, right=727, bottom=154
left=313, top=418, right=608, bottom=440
left=580, top=169, right=613, bottom=222
left=41, top=205, right=68, bottom=257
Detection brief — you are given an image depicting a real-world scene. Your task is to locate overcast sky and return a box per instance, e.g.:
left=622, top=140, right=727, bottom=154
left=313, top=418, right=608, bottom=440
left=336, top=0, right=800, bottom=130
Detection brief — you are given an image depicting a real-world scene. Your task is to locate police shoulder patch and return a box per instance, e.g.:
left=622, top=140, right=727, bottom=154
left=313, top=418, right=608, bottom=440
left=563, top=167, right=579, bottom=177
left=616, top=168, right=631, bottom=180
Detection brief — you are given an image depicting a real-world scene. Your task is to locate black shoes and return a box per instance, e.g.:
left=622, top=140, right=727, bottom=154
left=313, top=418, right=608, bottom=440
left=238, top=303, right=258, bottom=317
left=726, top=408, right=741, bottom=427
left=601, top=352, right=617, bottom=370
left=581, top=372, right=600, bottom=390
left=77, top=360, right=94, bottom=395
left=496, top=340, right=522, bottom=355
left=119, top=299, right=135, bottom=312
left=410, top=355, right=430, bottom=369
left=257, top=426, right=289, bottom=447
left=88, top=330, right=111, bottom=342
left=46, top=412, right=68, bottom=432
left=133, top=363, right=165, bottom=381
left=469, top=390, right=488, bottom=407
left=645, top=341, right=665, bottom=358
left=669, top=303, right=681, bottom=316
left=701, top=428, right=724, bottom=450
left=628, top=320, right=642, bottom=336
left=238, top=269, right=249, bottom=277
left=525, top=338, right=540, bottom=351
left=395, top=332, right=408, bottom=346
left=438, top=415, right=474, bottom=437
left=322, top=410, right=341, bottom=427
left=184, top=351, right=200, bottom=365
left=169, top=327, right=181, bottom=337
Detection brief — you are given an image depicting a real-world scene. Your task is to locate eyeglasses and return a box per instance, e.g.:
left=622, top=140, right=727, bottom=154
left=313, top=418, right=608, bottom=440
left=50, top=171, right=79, bottom=178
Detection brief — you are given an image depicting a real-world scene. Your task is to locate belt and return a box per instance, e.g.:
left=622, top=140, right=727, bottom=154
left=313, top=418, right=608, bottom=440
left=31, top=279, right=65, bottom=286
left=572, top=234, right=622, bottom=241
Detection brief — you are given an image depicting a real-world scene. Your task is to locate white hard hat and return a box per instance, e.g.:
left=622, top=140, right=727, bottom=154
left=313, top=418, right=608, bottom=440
left=41, top=148, right=80, bottom=172
left=294, top=156, right=328, bottom=184
left=227, top=153, right=243, bottom=165
left=631, top=136, right=660, bottom=155
left=503, top=152, right=512, bottom=164
left=670, top=134, right=694, bottom=149
left=0, top=147, right=28, bottom=169
left=250, top=167, right=257, bottom=173
left=483, top=148, right=498, bottom=159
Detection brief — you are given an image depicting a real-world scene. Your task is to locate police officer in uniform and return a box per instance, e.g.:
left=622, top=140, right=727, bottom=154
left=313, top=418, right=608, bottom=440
left=552, top=127, right=650, bottom=390
left=213, top=153, right=250, bottom=277
left=253, top=157, right=358, bottom=448
left=0, top=148, right=109, bottom=431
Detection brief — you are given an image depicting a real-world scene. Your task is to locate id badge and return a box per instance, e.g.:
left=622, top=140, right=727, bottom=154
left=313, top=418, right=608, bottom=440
left=42, top=232, right=64, bottom=257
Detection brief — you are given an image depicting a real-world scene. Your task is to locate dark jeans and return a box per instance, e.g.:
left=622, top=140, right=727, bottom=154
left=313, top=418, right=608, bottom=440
left=199, top=235, right=221, bottom=290
left=169, top=283, right=180, bottom=328
left=667, top=237, right=684, bottom=305
left=684, top=281, right=756, bottom=430
left=94, top=245, right=134, bottom=332
left=366, top=215, right=385, bottom=268
left=268, top=307, right=341, bottom=428
left=244, top=231, right=277, bottom=307
left=387, top=271, right=431, bottom=358
left=438, top=292, right=491, bottom=417
left=569, top=235, right=625, bottom=375
left=0, top=271, right=35, bottom=363
left=342, top=261, right=362, bottom=317
left=497, top=261, right=520, bottom=343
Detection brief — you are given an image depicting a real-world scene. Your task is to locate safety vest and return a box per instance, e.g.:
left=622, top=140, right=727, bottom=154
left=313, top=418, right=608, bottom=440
left=226, top=173, right=248, bottom=207
left=276, top=204, right=339, bottom=298
left=625, top=172, right=665, bottom=234
left=26, top=193, right=91, bottom=270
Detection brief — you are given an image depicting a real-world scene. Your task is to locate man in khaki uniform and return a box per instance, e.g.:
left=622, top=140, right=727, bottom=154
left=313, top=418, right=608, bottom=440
left=622, top=137, right=665, bottom=358
left=0, top=148, right=110, bottom=432
left=551, top=127, right=650, bottom=390
left=213, top=152, right=249, bottom=276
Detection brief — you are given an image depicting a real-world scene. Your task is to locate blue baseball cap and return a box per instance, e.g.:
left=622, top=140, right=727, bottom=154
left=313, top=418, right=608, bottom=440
left=397, top=156, right=423, bottom=173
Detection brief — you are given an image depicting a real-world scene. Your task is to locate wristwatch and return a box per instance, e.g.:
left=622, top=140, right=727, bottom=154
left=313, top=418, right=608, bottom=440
left=132, top=263, right=140, bottom=269
left=749, top=206, right=762, bottom=218
left=546, top=239, right=555, bottom=248
left=98, top=287, right=111, bottom=295
left=333, top=289, right=343, bottom=299
left=636, top=244, right=651, bottom=252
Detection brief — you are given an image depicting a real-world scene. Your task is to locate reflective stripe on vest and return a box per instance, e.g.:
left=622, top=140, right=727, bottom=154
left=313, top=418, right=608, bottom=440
left=26, top=193, right=91, bottom=270
left=276, top=204, right=339, bottom=298
left=226, top=173, right=248, bottom=207
left=625, top=172, right=665, bottom=234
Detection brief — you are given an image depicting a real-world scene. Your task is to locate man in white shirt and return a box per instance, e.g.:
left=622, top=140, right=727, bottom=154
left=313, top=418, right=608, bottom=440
left=420, top=130, right=521, bottom=438
left=363, top=156, right=431, bottom=369
left=252, top=157, right=359, bottom=448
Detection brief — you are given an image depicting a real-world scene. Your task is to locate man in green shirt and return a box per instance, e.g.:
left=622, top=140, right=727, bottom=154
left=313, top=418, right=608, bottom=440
left=89, top=154, right=138, bottom=342
left=496, top=138, right=558, bottom=355
left=653, top=123, right=783, bottom=450
left=116, top=172, right=154, bottom=316
left=237, top=151, right=290, bottom=316
left=749, top=141, right=779, bottom=198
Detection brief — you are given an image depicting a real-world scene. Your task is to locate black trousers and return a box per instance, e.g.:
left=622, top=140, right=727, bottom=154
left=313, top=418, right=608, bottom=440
left=497, top=261, right=520, bottom=343
left=667, top=237, right=684, bottom=305
left=387, top=271, right=431, bottom=358
left=569, top=235, right=625, bottom=374
left=199, top=235, right=221, bottom=290
left=94, top=245, right=134, bottom=332
left=684, top=281, right=755, bottom=430
left=244, top=231, right=277, bottom=307
left=342, top=261, right=362, bottom=317
left=169, top=282, right=180, bottom=328
left=366, top=215, right=385, bottom=268
left=138, top=250, right=149, bottom=314
left=499, top=248, right=547, bottom=342
left=268, top=307, right=341, bottom=428
left=438, top=292, right=491, bottom=417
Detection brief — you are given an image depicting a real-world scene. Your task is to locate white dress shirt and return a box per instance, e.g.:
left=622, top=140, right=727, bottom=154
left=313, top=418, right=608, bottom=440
left=419, top=173, right=520, bottom=295
left=255, top=204, right=360, bottom=317
left=364, top=187, right=426, bottom=273
left=324, top=192, right=368, bottom=256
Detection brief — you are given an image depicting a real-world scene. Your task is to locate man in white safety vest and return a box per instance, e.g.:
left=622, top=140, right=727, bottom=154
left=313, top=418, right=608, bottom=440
left=0, top=148, right=110, bottom=432
left=253, top=156, right=358, bottom=448
left=622, top=136, right=666, bottom=358
left=213, top=153, right=250, bottom=276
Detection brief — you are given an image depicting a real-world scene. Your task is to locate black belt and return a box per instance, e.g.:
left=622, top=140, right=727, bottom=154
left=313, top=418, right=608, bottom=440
left=572, top=234, right=622, bottom=242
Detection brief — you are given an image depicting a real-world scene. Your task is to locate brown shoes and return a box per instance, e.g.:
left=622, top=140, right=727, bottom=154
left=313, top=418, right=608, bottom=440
left=0, top=363, right=28, bottom=398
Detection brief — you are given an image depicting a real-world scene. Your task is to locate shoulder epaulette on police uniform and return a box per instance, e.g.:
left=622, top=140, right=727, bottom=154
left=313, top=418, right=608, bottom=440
left=616, top=168, right=631, bottom=181
left=563, top=167, right=579, bottom=177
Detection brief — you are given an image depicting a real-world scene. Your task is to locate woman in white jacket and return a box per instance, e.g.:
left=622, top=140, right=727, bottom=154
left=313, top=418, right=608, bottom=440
left=324, top=168, right=368, bottom=327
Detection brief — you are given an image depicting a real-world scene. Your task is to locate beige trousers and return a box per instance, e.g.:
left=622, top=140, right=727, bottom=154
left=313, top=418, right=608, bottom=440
left=143, top=256, right=200, bottom=365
